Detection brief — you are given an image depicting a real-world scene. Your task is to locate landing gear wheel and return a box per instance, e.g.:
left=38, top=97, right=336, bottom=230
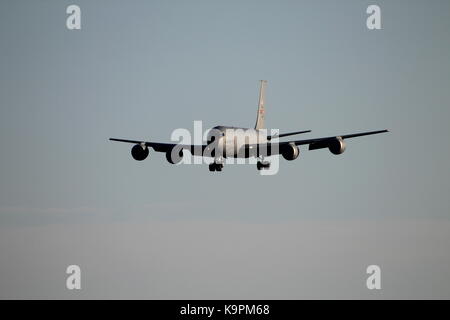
left=209, top=161, right=224, bottom=172
left=257, top=162, right=262, bottom=171
left=257, top=161, right=270, bottom=170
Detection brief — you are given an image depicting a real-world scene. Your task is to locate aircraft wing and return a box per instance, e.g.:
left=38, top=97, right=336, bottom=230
left=109, top=138, right=207, bottom=156
left=111, top=129, right=388, bottom=157
left=291, top=129, right=388, bottom=147
left=253, top=129, right=389, bottom=154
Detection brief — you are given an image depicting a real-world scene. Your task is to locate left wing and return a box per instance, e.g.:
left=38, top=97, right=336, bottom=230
left=248, top=129, right=389, bottom=155
left=292, top=129, right=388, bottom=148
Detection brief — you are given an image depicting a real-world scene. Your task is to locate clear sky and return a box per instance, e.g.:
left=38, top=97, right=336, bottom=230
left=0, top=0, right=450, bottom=298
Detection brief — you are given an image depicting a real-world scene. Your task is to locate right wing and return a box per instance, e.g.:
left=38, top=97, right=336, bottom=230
left=109, top=138, right=207, bottom=156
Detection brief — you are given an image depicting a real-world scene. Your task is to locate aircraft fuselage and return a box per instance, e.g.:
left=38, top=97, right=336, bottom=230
left=209, top=126, right=268, bottom=158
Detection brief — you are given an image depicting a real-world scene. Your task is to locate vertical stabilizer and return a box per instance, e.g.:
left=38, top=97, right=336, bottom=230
left=255, top=80, right=267, bottom=130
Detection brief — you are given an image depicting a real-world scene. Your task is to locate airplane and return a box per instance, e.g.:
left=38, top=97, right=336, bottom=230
left=110, top=80, right=388, bottom=172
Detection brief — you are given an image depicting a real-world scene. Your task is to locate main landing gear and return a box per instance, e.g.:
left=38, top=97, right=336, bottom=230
left=257, top=160, right=271, bottom=171
left=208, top=158, right=271, bottom=172
left=209, top=158, right=224, bottom=172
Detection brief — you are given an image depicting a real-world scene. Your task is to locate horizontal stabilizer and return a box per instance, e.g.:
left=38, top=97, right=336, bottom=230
left=267, top=130, right=311, bottom=140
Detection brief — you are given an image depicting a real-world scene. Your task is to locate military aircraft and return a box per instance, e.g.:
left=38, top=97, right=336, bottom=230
left=110, top=81, right=388, bottom=172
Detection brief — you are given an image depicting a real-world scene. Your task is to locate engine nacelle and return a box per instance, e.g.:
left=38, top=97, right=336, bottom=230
left=131, top=144, right=149, bottom=161
left=328, top=137, right=346, bottom=155
left=281, top=143, right=300, bottom=161
left=166, top=146, right=184, bottom=164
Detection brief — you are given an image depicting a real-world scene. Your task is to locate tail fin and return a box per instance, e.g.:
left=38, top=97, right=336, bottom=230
left=255, top=80, right=267, bottom=130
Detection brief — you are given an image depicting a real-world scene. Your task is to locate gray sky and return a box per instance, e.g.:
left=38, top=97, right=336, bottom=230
left=0, top=0, right=450, bottom=299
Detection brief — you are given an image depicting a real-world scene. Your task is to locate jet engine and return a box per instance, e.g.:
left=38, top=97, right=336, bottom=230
left=166, top=146, right=184, bottom=164
left=328, top=137, right=346, bottom=155
left=131, top=144, right=149, bottom=161
left=281, top=143, right=300, bottom=161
